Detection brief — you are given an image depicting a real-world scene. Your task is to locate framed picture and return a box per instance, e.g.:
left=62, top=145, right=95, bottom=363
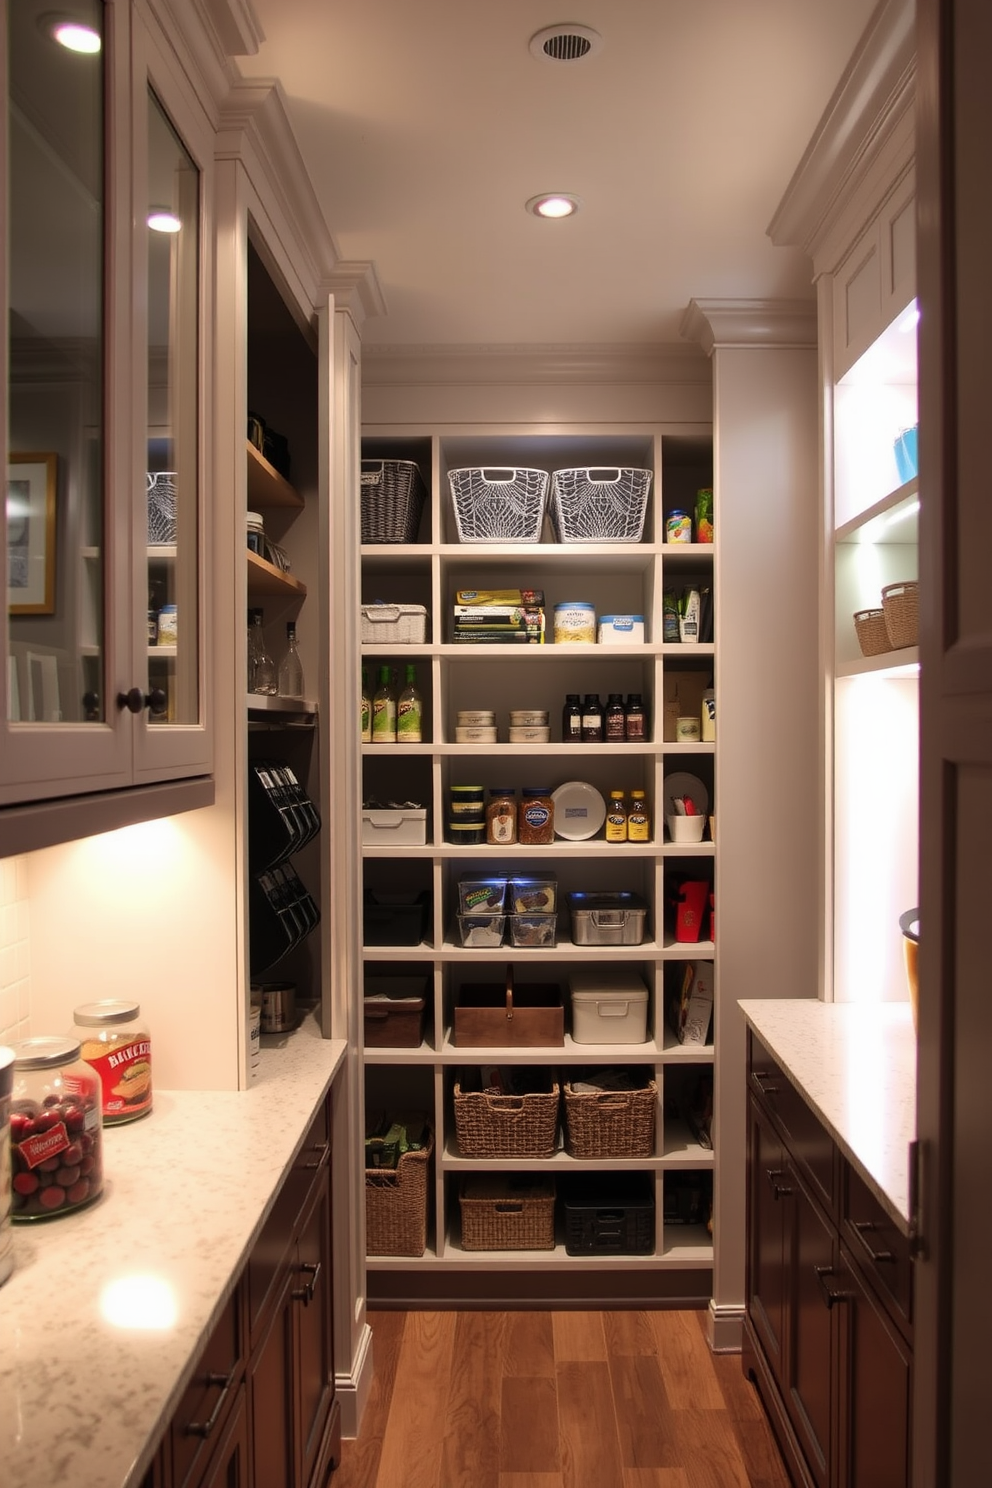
left=7, top=452, right=57, bottom=615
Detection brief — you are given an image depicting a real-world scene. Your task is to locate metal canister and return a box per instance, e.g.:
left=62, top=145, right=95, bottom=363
left=666, top=510, right=692, bottom=543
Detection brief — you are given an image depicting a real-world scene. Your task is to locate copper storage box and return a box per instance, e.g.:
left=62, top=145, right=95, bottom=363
left=453, top=971, right=564, bottom=1047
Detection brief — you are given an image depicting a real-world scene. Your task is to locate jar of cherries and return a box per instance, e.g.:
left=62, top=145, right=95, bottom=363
left=9, top=1037, right=104, bottom=1221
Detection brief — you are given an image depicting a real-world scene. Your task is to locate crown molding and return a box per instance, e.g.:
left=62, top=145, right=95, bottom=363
left=198, top=0, right=264, bottom=57
left=324, top=262, right=388, bottom=329
left=679, top=299, right=818, bottom=356
left=767, top=0, right=915, bottom=257
left=361, top=342, right=709, bottom=387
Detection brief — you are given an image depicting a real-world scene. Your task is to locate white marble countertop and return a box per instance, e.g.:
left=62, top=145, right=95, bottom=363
left=738, top=998, right=917, bottom=1232
left=0, top=1010, right=347, bottom=1488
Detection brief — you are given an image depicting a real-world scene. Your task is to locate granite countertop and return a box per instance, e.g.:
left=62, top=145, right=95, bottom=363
left=738, top=998, right=917, bottom=1232
left=0, top=1010, right=347, bottom=1488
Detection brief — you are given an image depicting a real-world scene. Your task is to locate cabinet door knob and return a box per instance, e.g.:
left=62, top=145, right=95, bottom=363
left=117, top=686, right=168, bottom=716
left=765, top=1167, right=792, bottom=1200
left=814, top=1264, right=851, bottom=1309
left=292, top=1259, right=321, bottom=1306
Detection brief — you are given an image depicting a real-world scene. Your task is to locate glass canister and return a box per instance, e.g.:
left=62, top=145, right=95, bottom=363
left=0, top=1046, right=14, bottom=1283
left=486, top=787, right=517, bottom=845
left=73, top=1000, right=152, bottom=1125
left=517, top=787, right=555, bottom=845
left=9, top=1037, right=104, bottom=1221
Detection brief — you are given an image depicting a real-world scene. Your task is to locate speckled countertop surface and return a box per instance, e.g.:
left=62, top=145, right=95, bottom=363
left=738, top=999, right=917, bottom=1232
left=0, top=1011, right=347, bottom=1488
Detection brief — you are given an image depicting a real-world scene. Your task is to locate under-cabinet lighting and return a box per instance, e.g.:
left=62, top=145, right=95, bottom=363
left=47, top=18, right=101, bottom=54
left=525, top=193, right=581, bottom=219
left=883, top=499, right=920, bottom=530
left=147, top=208, right=182, bottom=234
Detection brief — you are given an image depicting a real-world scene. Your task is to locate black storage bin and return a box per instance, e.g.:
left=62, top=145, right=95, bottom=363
left=363, top=890, right=431, bottom=947
left=561, top=1173, right=654, bottom=1256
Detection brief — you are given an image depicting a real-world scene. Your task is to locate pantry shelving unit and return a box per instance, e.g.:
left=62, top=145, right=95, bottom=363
left=359, top=423, right=717, bottom=1296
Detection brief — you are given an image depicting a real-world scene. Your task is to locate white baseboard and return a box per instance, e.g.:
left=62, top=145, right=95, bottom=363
left=707, top=1299, right=745, bottom=1352
left=335, top=1320, right=374, bottom=1438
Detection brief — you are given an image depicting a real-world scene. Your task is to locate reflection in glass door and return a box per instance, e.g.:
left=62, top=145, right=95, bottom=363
left=145, top=89, right=199, bottom=727
left=5, top=1, right=105, bottom=725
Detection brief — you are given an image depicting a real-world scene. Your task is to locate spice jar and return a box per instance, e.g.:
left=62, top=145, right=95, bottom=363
left=518, top=787, right=555, bottom=845
left=9, top=1037, right=103, bottom=1221
left=73, top=1000, right=152, bottom=1125
left=486, top=788, right=517, bottom=845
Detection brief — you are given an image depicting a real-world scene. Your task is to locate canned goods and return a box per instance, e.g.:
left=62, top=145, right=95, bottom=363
left=553, top=602, right=596, bottom=644
left=666, top=510, right=692, bottom=543
left=73, top=1000, right=152, bottom=1125
left=157, top=604, right=178, bottom=644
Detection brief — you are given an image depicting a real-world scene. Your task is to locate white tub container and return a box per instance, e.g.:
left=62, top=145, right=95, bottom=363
left=568, top=966, right=650, bottom=1044
left=598, top=614, right=645, bottom=644
left=361, top=808, right=427, bottom=846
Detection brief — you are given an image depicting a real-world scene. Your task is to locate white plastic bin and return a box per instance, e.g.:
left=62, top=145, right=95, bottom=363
left=569, top=966, right=649, bottom=1044
left=361, top=809, right=427, bottom=846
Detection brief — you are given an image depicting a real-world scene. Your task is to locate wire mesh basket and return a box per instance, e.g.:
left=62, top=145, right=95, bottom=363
left=361, top=459, right=428, bottom=544
left=447, top=467, right=550, bottom=543
left=147, top=471, right=177, bottom=544
left=549, top=467, right=652, bottom=543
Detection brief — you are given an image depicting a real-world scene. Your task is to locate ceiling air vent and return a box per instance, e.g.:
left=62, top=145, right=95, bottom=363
left=529, top=25, right=603, bottom=63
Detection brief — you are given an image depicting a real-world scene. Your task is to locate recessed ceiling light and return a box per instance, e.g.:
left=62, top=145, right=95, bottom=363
left=526, top=193, right=581, bottom=219
left=147, top=208, right=182, bottom=234
left=44, top=16, right=102, bottom=53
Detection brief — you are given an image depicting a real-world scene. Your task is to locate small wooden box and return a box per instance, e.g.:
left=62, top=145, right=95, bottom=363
left=363, top=975, right=429, bottom=1048
left=453, top=973, right=564, bottom=1048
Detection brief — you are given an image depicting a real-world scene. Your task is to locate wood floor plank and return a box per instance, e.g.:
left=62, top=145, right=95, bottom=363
left=374, top=1311, right=457, bottom=1488
left=648, top=1310, right=725, bottom=1412
left=499, top=1376, right=561, bottom=1473
left=669, top=1409, right=755, bottom=1488
left=608, top=1351, right=683, bottom=1470
left=329, top=1311, right=407, bottom=1488
left=499, top=1476, right=564, bottom=1488
left=604, top=1309, right=661, bottom=1359
left=707, top=1355, right=792, bottom=1488
left=503, top=1309, right=555, bottom=1377
left=551, top=1309, right=608, bottom=1361
left=623, top=1471, right=691, bottom=1488
left=557, top=1359, right=626, bottom=1488
left=439, top=1312, right=508, bottom=1488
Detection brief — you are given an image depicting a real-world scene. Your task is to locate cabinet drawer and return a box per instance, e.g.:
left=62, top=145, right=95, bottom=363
left=170, top=1283, right=245, bottom=1488
left=748, top=1034, right=836, bottom=1215
left=842, top=1162, right=913, bottom=1333
left=248, top=1097, right=330, bottom=1337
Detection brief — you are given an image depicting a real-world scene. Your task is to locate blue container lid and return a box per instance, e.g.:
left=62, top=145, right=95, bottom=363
left=554, top=601, right=595, bottom=611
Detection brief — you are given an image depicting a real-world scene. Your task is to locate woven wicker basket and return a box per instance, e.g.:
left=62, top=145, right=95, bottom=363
left=360, top=459, right=428, bottom=545
left=853, top=607, right=890, bottom=658
left=459, top=1175, right=556, bottom=1251
left=365, top=1132, right=433, bottom=1256
left=881, top=580, right=919, bottom=649
left=562, top=1078, right=657, bottom=1159
left=453, top=1079, right=560, bottom=1159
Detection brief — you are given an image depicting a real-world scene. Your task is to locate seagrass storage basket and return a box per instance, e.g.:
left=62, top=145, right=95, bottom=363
left=549, top=467, right=652, bottom=543
left=365, top=1129, right=433, bottom=1256
left=447, top=467, right=549, bottom=543
left=562, top=1076, right=657, bottom=1159
left=453, top=1076, right=560, bottom=1158
left=881, top=580, right=919, bottom=649
left=853, top=607, right=890, bottom=658
left=360, top=459, right=428, bottom=544
left=459, top=1175, right=556, bottom=1251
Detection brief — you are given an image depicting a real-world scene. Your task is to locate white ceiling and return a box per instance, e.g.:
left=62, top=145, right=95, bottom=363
left=236, top=0, right=881, bottom=348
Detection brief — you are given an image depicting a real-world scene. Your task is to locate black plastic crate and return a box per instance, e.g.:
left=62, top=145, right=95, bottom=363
left=362, top=890, right=431, bottom=947
left=561, top=1173, right=654, bottom=1256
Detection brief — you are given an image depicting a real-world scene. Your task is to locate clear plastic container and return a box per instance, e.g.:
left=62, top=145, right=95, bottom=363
left=9, top=1037, right=104, bottom=1221
left=73, top=999, right=152, bottom=1125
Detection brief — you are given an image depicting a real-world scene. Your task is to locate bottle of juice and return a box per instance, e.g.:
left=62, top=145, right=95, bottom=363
left=372, top=663, right=396, bottom=742
left=360, top=666, right=372, bottom=743
left=397, top=663, right=423, bottom=743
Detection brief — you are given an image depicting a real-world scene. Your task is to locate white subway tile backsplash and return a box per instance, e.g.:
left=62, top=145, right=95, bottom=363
left=0, top=855, right=30, bottom=1046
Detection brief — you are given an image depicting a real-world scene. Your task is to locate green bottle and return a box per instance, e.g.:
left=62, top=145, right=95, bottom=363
left=397, top=663, right=422, bottom=743
left=361, top=666, right=372, bottom=743
left=372, top=663, right=396, bottom=742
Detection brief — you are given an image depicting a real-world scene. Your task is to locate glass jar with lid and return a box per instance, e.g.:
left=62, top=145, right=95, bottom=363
left=72, top=1000, right=152, bottom=1125
left=517, top=787, right=555, bottom=845
left=9, top=1037, right=103, bottom=1221
left=0, top=1046, right=15, bottom=1282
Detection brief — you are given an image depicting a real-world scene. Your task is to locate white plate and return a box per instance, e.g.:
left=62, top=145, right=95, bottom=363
left=662, top=771, right=709, bottom=820
left=552, top=780, right=607, bottom=840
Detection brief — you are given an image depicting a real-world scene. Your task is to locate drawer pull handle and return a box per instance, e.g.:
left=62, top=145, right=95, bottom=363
left=293, top=1260, right=321, bottom=1306
left=814, top=1265, right=851, bottom=1310
left=752, top=1071, right=780, bottom=1097
left=853, top=1220, right=895, bottom=1263
left=303, top=1142, right=328, bottom=1171
left=186, top=1370, right=235, bottom=1439
left=765, top=1167, right=792, bottom=1200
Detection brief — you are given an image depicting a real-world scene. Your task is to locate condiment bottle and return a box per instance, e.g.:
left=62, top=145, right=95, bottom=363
left=397, top=663, right=422, bottom=742
left=518, top=787, right=555, bottom=844
left=486, top=788, right=517, bottom=844
left=372, top=663, right=396, bottom=742
left=605, top=790, right=628, bottom=842
left=627, top=790, right=651, bottom=842
left=605, top=693, right=626, bottom=741
left=624, top=693, right=646, bottom=740
left=581, top=693, right=603, bottom=742
left=562, top=693, right=582, bottom=742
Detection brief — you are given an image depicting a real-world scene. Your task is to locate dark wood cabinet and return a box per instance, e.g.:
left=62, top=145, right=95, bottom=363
left=744, top=1031, right=913, bottom=1488
left=146, top=1093, right=339, bottom=1488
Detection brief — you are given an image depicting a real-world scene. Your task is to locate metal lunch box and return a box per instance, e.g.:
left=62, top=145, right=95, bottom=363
left=565, top=891, right=648, bottom=946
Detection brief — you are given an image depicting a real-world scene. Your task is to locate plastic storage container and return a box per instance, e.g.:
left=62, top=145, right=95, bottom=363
left=566, top=891, right=648, bottom=946
left=562, top=1174, right=655, bottom=1255
left=8, top=1037, right=104, bottom=1221
left=363, top=890, right=431, bottom=946
left=568, top=966, right=650, bottom=1043
left=457, top=878, right=508, bottom=913
left=361, top=809, right=427, bottom=846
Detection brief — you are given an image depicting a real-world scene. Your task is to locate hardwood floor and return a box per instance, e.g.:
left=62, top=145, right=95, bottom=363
left=332, top=1310, right=791, bottom=1488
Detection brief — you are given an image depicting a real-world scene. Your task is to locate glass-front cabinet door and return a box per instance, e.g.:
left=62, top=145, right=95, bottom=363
left=0, top=0, right=211, bottom=814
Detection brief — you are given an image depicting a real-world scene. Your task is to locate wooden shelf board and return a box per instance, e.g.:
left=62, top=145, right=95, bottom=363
left=247, top=550, right=307, bottom=598
left=246, top=439, right=304, bottom=509
left=835, top=647, right=919, bottom=679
